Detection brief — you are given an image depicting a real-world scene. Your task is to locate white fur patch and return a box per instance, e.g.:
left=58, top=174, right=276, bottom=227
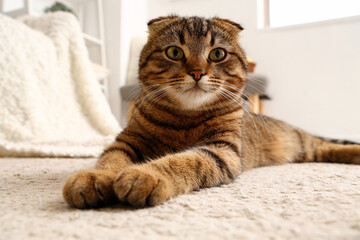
left=171, top=75, right=217, bottom=110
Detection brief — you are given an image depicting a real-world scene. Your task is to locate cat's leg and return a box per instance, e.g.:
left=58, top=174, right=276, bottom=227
left=113, top=144, right=241, bottom=207
left=63, top=134, right=143, bottom=208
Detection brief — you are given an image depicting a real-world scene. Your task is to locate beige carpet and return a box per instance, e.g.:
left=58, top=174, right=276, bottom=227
left=1, top=158, right=359, bottom=240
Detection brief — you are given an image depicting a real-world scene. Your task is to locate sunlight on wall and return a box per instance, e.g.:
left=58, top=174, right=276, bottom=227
left=2, top=0, right=24, bottom=12
left=269, top=0, right=360, bottom=27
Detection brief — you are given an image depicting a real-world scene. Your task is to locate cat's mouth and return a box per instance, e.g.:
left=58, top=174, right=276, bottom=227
left=184, top=85, right=208, bottom=93
left=171, top=77, right=216, bottom=109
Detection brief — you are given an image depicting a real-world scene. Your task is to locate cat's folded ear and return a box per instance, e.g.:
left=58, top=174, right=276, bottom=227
left=212, top=17, right=244, bottom=32
left=147, top=15, right=179, bottom=32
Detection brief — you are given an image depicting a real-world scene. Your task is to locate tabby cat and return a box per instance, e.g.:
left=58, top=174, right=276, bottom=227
left=63, top=15, right=360, bottom=209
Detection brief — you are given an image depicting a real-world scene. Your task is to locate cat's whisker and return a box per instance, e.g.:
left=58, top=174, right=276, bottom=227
left=209, top=77, right=267, bottom=96
left=245, top=77, right=265, bottom=86
left=210, top=80, right=271, bottom=138
left=216, top=93, right=234, bottom=115
left=234, top=93, right=271, bottom=138
left=125, top=84, right=161, bottom=102
left=220, top=86, right=271, bottom=138
left=124, top=88, right=143, bottom=102
left=131, top=92, right=163, bottom=121
left=215, top=91, right=235, bottom=115
left=142, top=81, right=183, bottom=89
left=141, top=82, right=179, bottom=95
left=219, top=88, right=260, bottom=136
left=242, top=107, right=260, bottom=136
left=241, top=105, right=271, bottom=139
left=244, top=83, right=267, bottom=96
left=127, top=82, right=166, bottom=96
left=246, top=75, right=265, bottom=82
left=141, top=86, right=173, bottom=115
left=218, top=88, right=244, bottom=112
left=145, top=77, right=184, bottom=82
left=218, top=90, right=251, bottom=132
left=129, top=86, right=172, bottom=122
left=217, top=90, right=241, bottom=112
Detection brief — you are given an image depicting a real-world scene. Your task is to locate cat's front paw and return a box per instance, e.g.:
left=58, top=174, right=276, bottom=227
left=63, top=169, right=117, bottom=208
left=114, top=167, right=172, bottom=207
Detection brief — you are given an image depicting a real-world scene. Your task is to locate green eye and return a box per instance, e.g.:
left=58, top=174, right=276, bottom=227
left=166, top=46, right=184, bottom=61
left=209, top=48, right=226, bottom=62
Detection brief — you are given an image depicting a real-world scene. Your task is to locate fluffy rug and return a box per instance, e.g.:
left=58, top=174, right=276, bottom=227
left=1, top=158, right=359, bottom=240
left=0, top=13, right=120, bottom=157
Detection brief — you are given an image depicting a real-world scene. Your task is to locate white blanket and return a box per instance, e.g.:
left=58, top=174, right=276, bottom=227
left=0, top=13, right=120, bottom=157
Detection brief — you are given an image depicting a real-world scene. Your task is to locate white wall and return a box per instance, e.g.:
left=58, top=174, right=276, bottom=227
left=106, top=0, right=148, bottom=123
left=147, top=0, right=360, bottom=140
left=103, top=0, right=122, bottom=120
left=104, top=0, right=148, bottom=123
left=248, top=18, right=360, bottom=139
left=2, top=0, right=55, bottom=15
left=119, top=0, right=148, bottom=87
left=2, top=0, right=25, bottom=12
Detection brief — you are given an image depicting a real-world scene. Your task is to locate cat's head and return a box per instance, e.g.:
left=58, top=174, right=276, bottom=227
left=139, top=15, right=247, bottom=111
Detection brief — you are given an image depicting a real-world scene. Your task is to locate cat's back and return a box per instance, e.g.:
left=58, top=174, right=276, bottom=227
left=240, top=113, right=304, bottom=170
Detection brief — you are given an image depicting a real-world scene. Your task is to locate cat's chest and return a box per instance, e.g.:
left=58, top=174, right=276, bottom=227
left=133, top=103, right=243, bottom=154
left=150, top=116, right=241, bottom=150
left=159, top=125, right=209, bottom=147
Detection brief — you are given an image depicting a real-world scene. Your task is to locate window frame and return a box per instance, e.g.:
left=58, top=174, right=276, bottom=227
left=258, top=0, right=360, bottom=30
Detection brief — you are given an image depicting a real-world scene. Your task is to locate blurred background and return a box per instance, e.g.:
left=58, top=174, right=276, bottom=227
left=2, top=0, right=360, bottom=140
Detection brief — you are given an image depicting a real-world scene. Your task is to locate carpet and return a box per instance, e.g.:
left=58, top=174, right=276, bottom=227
left=1, top=158, right=359, bottom=240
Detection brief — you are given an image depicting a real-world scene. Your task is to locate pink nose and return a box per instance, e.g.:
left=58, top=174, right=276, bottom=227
left=189, top=69, right=206, bottom=81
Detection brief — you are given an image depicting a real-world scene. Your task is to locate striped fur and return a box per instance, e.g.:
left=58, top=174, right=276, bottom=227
left=63, top=16, right=360, bottom=209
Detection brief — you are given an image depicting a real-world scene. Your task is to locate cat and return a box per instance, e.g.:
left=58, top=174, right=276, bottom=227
left=63, top=15, right=360, bottom=209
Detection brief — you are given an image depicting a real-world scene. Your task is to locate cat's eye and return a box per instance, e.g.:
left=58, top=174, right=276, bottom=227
left=166, top=46, right=184, bottom=61
left=209, top=48, right=226, bottom=62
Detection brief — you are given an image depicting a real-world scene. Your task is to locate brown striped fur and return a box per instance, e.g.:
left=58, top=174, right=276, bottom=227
left=63, top=15, right=360, bottom=209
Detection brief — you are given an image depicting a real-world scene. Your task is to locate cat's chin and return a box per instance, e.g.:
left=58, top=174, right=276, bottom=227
left=172, top=87, right=216, bottom=110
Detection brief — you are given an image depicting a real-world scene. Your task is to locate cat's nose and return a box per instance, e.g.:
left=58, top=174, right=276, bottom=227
left=189, top=69, right=207, bottom=81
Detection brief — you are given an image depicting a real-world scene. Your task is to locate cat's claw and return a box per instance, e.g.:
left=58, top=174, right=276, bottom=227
left=114, top=167, right=171, bottom=207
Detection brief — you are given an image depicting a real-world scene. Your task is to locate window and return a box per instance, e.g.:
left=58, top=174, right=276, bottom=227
left=264, top=0, right=360, bottom=28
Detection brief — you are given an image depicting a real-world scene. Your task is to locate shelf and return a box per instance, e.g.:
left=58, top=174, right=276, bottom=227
left=92, top=62, right=109, bottom=79
left=83, top=33, right=103, bottom=45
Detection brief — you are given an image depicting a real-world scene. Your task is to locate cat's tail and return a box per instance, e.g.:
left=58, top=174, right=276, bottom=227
left=296, top=131, right=360, bottom=164
left=244, top=114, right=360, bottom=166
left=315, top=136, right=360, bottom=146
